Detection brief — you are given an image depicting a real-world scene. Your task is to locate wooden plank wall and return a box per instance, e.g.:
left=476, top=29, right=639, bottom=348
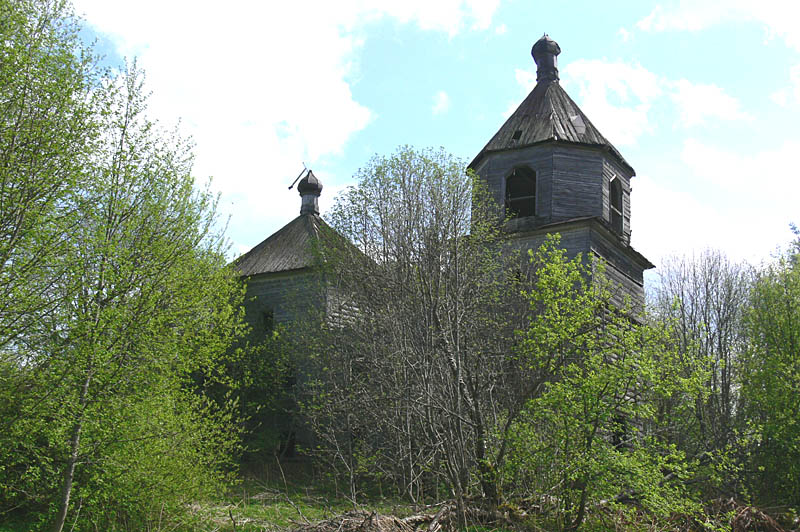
left=242, top=270, right=325, bottom=339
left=602, top=158, right=633, bottom=245
left=476, top=143, right=625, bottom=230
left=475, top=144, right=555, bottom=225
left=507, top=223, right=646, bottom=312
left=550, top=146, right=604, bottom=222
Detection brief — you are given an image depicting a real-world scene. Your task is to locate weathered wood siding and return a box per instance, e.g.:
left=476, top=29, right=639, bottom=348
left=474, top=143, right=555, bottom=226
left=505, top=221, right=647, bottom=313
left=602, top=159, right=633, bottom=245
left=475, top=140, right=649, bottom=312
left=242, top=269, right=325, bottom=339
left=550, top=145, right=604, bottom=222
left=475, top=143, right=627, bottom=230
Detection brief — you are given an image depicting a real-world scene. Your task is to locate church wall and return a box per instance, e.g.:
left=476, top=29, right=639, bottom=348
left=476, top=143, right=616, bottom=229
left=242, top=269, right=324, bottom=339
left=602, top=158, right=633, bottom=245
left=474, top=144, right=555, bottom=225
left=506, top=224, right=592, bottom=266
left=506, top=220, right=646, bottom=312
left=588, top=227, right=646, bottom=311
left=551, top=145, right=604, bottom=222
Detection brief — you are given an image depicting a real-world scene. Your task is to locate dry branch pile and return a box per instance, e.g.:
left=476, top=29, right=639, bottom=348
left=288, top=498, right=799, bottom=532
left=703, top=498, right=797, bottom=532
left=290, top=504, right=501, bottom=532
left=291, top=511, right=415, bottom=532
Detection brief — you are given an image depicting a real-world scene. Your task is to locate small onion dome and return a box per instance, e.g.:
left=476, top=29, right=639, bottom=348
left=297, top=170, right=323, bottom=196
left=298, top=170, right=322, bottom=215
left=531, top=34, right=561, bottom=82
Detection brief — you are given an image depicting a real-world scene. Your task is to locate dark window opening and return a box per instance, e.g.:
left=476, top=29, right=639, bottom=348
left=512, top=130, right=522, bottom=141
left=610, top=177, right=623, bottom=235
left=263, top=309, right=274, bottom=333
left=506, top=167, right=536, bottom=218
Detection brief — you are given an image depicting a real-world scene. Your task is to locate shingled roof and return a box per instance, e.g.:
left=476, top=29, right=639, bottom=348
left=470, top=35, right=632, bottom=173
left=234, top=169, right=332, bottom=277
left=234, top=214, right=329, bottom=276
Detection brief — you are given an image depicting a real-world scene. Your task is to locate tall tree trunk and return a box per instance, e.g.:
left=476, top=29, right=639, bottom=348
left=473, top=410, right=500, bottom=509
left=52, top=369, right=91, bottom=532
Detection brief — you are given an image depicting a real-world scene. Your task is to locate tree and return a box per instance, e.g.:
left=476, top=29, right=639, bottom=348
left=648, top=251, right=752, bottom=479
left=504, top=240, right=705, bottom=531
left=0, top=4, right=247, bottom=529
left=301, top=147, right=706, bottom=530
left=0, top=0, right=98, bottom=351
left=301, top=147, right=534, bottom=517
left=740, top=233, right=800, bottom=510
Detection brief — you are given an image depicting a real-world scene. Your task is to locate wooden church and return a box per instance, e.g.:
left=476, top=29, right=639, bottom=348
left=235, top=35, right=652, bottom=328
left=234, top=170, right=330, bottom=338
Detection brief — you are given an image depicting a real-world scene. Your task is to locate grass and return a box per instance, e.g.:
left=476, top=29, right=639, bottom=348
left=0, top=462, right=415, bottom=532
left=194, top=463, right=417, bottom=532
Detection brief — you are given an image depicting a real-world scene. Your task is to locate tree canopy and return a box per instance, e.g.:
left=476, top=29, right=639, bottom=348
left=0, top=2, right=246, bottom=530
left=294, top=146, right=709, bottom=530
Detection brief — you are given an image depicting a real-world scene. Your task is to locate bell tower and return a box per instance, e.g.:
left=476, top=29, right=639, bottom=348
left=469, top=35, right=653, bottom=308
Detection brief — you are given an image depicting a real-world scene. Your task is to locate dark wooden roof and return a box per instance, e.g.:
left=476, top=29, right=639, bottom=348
left=469, top=80, right=632, bottom=173
left=234, top=214, right=328, bottom=276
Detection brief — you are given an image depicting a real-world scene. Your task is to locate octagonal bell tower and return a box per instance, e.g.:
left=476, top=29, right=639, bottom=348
left=469, top=34, right=653, bottom=309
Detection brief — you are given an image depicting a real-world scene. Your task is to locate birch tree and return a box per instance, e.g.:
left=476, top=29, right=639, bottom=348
left=0, top=3, right=246, bottom=527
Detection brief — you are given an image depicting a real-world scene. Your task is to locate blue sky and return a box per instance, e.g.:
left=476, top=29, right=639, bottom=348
left=73, top=0, right=800, bottom=272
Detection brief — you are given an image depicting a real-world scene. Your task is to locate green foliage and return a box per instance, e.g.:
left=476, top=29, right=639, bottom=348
left=236, top=327, right=296, bottom=464
left=303, top=146, right=528, bottom=509
left=0, top=0, right=99, bottom=349
left=740, top=237, right=800, bottom=509
left=505, top=237, right=705, bottom=530
left=0, top=2, right=247, bottom=529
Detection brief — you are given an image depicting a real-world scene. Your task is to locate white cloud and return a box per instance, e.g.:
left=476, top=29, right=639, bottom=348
left=671, top=138, right=800, bottom=261
left=633, top=174, right=725, bottom=264
left=432, top=90, right=451, bottom=115
left=497, top=68, right=536, bottom=118
left=562, top=60, right=662, bottom=146
left=514, top=68, right=537, bottom=91
left=635, top=141, right=799, bottom=266
left=353, top=0, right=500, bottom=36
left=617, top=27, right=631, bottom=42
left=495, top=23, right=507, bottom=35
left=71, top=0, right=500, bottom=252
left=771, top=63, right=800, bottom=106
left=635, top=3, right=726, bottom=33
left=499, top=60, right=749, bottom=146
left=636, top=1, right=800, bottom=51
left=681, top=138, right=800, bottom=194
left=668, top=79, right=750, bottom=126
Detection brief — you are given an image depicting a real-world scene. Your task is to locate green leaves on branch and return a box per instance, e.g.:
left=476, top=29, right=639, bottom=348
left=0, top=2, right=247, bottom=529
left=740, top=241, right=800, bottom=508
left=507, top=237, right=705, bottom=530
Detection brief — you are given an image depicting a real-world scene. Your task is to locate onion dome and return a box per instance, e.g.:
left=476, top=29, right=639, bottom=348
left=298, top=170, right=322, bottom=215
left=532, top=34, right=561, bottom=82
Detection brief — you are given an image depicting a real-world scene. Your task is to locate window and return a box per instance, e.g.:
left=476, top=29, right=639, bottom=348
left=610, top=177, right=623, bottom=235
left=263, top=309, right=275, bottom=333
left=505, top=167, right=536, bottom=218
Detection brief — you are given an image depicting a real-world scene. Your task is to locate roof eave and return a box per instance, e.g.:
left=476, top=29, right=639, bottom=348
left=509, top=216, right=654, bottom=270
left=469, top=138, right=635, bottom=176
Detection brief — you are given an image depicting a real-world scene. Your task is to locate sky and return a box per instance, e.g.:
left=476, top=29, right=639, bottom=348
left=72, top=0, right=800, bottom=275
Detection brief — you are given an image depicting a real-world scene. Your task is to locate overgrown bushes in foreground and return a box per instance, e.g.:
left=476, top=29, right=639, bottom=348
left=0, top=1, right=246, bottom=530
left=288, top=148, right=800, bottom=531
